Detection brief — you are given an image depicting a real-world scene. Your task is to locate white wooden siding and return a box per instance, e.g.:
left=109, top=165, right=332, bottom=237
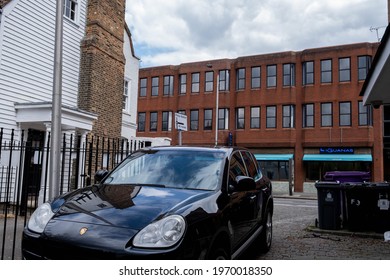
left=0, top=0, right=87, bottom=135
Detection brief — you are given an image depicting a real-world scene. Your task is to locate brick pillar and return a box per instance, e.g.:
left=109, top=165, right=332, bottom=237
left=78, top=0, right=126, bottom=138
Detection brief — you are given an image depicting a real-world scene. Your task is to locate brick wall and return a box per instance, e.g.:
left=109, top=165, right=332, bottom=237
left=137, top=42, right=383, bottom=191
left=78, top=0, right=126, bottom=138
left=0, top=0, right=12, bottom=8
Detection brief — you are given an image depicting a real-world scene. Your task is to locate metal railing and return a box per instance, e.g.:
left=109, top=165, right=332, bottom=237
left=0, top=128, right=144, bottom=259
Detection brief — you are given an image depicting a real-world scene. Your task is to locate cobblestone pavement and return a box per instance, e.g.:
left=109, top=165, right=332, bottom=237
left=2, top=197, right=390, bottom=260
left=247, top=197, right=390, bottom=260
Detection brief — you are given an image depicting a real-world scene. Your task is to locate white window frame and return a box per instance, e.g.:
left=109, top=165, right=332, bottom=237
left=64, top=0, right=79, bottom=23
left=123, top=79, right=131, bottom=112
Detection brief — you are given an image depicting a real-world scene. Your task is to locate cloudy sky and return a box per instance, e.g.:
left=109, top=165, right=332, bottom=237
left=125, top=0, right=388, bottom=68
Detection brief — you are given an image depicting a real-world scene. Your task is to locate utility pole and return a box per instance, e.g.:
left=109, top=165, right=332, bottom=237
left=49, top=0, right=64, bottom=200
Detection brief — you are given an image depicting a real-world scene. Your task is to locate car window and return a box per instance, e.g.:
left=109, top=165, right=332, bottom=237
left=229, top=152, right=248, bottom=186
left=104, top=150, right=225, bottom=191
left=242, top=151, right=262, bottom=181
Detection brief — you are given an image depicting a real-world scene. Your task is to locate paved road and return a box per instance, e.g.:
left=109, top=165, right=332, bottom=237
left=244, top=197, right=390, bottom=260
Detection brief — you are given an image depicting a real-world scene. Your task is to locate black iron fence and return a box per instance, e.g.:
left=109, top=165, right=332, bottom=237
left=0, top=128, right=144, bottom=259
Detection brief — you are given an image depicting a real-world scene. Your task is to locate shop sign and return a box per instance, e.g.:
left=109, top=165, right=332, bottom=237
left=319, top=147, right=354, bottom=154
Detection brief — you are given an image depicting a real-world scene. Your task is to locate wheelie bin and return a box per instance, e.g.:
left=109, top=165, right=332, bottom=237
left=343, top=182, right=390, bottom=232
left=315, top=181, right=346, bottom=230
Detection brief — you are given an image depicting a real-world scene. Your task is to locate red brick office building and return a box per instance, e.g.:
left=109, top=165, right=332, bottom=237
left=137, top=42, right=383, bottom=193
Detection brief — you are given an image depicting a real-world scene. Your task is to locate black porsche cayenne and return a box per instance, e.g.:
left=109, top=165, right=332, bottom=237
left=22, top=146, right=273, bottom=259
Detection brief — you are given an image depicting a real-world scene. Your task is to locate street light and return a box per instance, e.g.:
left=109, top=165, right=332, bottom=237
left=207, top=64, right=219, bottom=146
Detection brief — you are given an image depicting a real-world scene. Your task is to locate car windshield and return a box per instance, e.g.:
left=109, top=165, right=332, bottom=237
left=103, top=149, right=226, bottom=191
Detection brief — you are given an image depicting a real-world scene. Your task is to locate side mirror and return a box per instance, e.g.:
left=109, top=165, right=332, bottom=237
left=94, top=169, right=109, bottom=183
left=230, top=175, right=256, bottom=192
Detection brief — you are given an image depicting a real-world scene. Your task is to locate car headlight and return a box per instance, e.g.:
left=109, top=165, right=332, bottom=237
left=133, top=215, right=186, bottom=248
left=27, top=202, right=55, bottom=233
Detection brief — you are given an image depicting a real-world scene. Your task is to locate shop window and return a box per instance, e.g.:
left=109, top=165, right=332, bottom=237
left=258, top=160, right=290, bottom=181
left=305, top=161, right=371, bottom=181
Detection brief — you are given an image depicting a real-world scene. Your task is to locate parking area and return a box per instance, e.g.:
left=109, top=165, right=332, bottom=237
left=250, top=197, right=390, bottom=260
left=2, top=196, right=390, bottom=260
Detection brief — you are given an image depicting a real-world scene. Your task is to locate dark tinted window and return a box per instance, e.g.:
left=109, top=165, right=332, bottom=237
left=242, top=151, right=261, bottom=180
left=229, top=152, right=247, bottom=186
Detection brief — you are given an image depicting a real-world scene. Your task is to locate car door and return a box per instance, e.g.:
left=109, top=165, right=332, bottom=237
left=242, top=151, right=264, bottom=224
left=228, top=151, right=258, bottom=249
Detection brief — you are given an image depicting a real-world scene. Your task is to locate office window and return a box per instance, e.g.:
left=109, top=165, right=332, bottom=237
left=150, top=112, right=158, bottom=131
left=123, top=80, right=129, bottom=111
left=137, top=112, right=146, bottom=132
left=218, top=108, right=229, bottom=130
left=191, top=73, right=200, bottom=93
left=321, top=103, right=332, bottom=127
left=339, top=102, right=351, bottom=126
left=236, top=107, right=245, bottom=129
left=179, top=74, right=187, bottom=95
left=236, top=68, right=246, bottom=90
left=219, top=70, right=230, bottom=91
left=151, top=77, right=159, bottom=96
left=321, top=59, right=332, bottom=83
left=358, top=56, right=372, bottom=81
left=205, top=71, right=214, bottom=92
left=139, top=78, right=147, bottom=97
left=266, top=106, right=277, bottom=128
left=303, top=61, right=314, bottom=85
left=339, top=57, right=351, bottom=82
left=266, top=65, right=277, bottom=88
left=163, top=75, right=174, bottom=96
left=177, top=110, right=186, bottom=116
left=283, top=105, right=295, bottom=128
left=162, top=111, right=172, bottom=131
left=358, top=101, right=372, bottom=126
left=283, top=63, right=295, bottom=86
left=251, top=66, right=261, bottom=89
left=190, top=110, right=199, bottom=130
left=64, top=0, right=78, bottom=22
left=302, top=104, right=314, bottom=128
left=384, top=106, right=390, bottom=140
left=204, top=109, right=213, bottom=130
left=250, top=107, right=260, bottom=129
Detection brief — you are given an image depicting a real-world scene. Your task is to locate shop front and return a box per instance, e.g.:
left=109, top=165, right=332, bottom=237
left=303, top=147, right=372, bottom=182
left=255, top=154, right=294, bottom=194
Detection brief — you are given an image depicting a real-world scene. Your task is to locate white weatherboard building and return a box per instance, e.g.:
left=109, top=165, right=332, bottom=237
left=0, top=0, right=170, bottom=204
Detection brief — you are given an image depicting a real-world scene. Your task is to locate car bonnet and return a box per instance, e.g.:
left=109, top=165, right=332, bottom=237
left=50, top=184, right=211, bottom=230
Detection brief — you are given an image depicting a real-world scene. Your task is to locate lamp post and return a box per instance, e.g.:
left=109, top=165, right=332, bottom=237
left=207, top=64, right=219, bottom=146
left=50, top=0, right=64, bottom=200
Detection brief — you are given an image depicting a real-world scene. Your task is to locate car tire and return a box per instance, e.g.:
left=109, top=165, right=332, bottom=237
left=258, top=209, right=272, bottom=253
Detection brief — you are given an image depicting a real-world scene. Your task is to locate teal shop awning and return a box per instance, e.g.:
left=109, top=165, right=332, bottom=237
left=302, top=154, right=372, bottom=162
left=255, top=154, right=294, bottom=161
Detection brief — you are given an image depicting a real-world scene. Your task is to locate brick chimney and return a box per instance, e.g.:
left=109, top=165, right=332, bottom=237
left=78, top=0, right=126, bottom=138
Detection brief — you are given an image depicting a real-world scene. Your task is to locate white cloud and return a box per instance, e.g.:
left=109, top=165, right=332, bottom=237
left=125, top=0, right=387, bottom=67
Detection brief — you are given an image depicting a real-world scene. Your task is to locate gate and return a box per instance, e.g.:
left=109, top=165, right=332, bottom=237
left=0, top=128, right=144, bottom=259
